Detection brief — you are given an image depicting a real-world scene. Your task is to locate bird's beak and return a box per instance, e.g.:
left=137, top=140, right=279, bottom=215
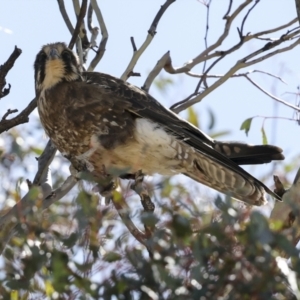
left=49, top=48, right=59, bottom=60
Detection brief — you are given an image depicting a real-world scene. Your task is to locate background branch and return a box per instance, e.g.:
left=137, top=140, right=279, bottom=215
left=0, top=98, right=37, bottom=133
left=120, top=0, right=175, bottom=81
left=0, top=46, right=22, bottom=99
left=68, top=0, right=88, bottom=50
left=171, top=32, right=300, bottom=113
left=142, top=51, right=170, bottom=92
left=87, top=0, right=108, bottom=71
left=57, top=0, right=74, bottom=35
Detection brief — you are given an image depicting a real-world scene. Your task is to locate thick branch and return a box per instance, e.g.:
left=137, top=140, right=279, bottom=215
left=0, top=46, right=22, bottom=99
left=120, top=0, right=175, bottom=81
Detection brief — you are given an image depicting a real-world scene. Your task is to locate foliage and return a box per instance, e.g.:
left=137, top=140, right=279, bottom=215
left=0, top=113, right=298, bottom=300
left=1, top=0, right=300, bottom=299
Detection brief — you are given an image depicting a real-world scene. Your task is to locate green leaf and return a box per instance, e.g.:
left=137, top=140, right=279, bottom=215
left=30, top=147, right=43, bottom=156
left=240, top=117, right=253, bottom=136
left=103, top=251, right=122, bottom=262
left=261, top=126, right=268, bottom=145
left=210, top=130, right=231, bottom=139
left=187, top=107, right=199, bottom=127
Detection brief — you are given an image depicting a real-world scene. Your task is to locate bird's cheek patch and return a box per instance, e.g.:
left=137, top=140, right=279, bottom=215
left=42, top=60, right=65, bottom=89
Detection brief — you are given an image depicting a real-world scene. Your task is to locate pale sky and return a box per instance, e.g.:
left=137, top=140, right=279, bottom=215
left=1, top=0, right=300, bottom=191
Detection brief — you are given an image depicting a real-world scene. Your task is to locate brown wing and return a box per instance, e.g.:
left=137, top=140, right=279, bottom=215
left=82, top=72, right=281, bottom=201
left=83, top=72, right=284, bottom=164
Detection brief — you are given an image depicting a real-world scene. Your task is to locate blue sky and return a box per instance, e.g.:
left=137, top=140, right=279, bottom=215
left=1, top=0, right=300, bottom=189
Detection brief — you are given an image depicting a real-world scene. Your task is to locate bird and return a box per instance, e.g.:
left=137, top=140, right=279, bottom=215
left=34, top=42, right=284, bottom=206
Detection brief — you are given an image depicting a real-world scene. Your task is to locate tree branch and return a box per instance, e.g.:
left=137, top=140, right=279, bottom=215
left=120, top=0, right=175, bottom=81
left=0, top=139, right=81, bottom=253
left=57, top=0, right=74, bottom=35
left=270, top=170, right=300, bottom=254
left=161, top=18, right=297, bottom=76
left=87, top=1, right=99, bottom=49
left=111, top=192, right=147, bottom=247
left=0, top=46, right=22, bottom=99
left=171, top=32, right=300, bottom=113
left=295, top=0, right=300, bottom=25
left=87, top=0, right=108, bottom=71
left=142, top=51, right=170, bottom=92
left=0, top=98, right=37, bottom=134
left=68, top=0, right=88, bottom=50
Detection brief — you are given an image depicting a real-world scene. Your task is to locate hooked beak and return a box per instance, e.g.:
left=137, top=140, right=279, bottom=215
left=49, top=48, right=59, bottom=60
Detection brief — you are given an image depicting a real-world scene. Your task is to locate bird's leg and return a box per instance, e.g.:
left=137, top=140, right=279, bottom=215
left=130, top=170, right=155, bottom=237
left=75, top=148, right=96, bottom=173
left=70, top=151, right=116, bottom=204
left=92, top=164, right=116, bottom=205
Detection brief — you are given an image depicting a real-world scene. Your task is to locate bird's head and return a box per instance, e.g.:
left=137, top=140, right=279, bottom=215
left=34, top=42, right=81, bottom=93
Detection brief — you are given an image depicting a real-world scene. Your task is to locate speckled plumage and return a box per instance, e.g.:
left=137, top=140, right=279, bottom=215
left=34, top=42, right=284, bottom=205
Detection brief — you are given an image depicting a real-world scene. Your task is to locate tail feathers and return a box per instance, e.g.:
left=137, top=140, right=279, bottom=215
left=184, top=153, right=281, bottom=206
left=213, top=141, right=284, bottom=165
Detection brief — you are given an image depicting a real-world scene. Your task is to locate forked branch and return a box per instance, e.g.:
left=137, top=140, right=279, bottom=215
left=120, top=0, right=176, bottom=81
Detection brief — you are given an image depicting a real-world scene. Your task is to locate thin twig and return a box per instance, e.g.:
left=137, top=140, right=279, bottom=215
left=244, top=75, right=300, bottom=112
left=0, top=46, right=22, bottom=99
left=120, top=0, right=176, bottom=81
left=0, top=98, right=37, bottom=134
left=130, top=37, right=137, bottom=52
left=239, top=0, right=260, bottom=37
left=111, top=192, right=147, bottom=247
left=87, top=0, right=108, bottom=71
left=181, top=0, right=252, bottom=71
left=68, top=0, right=88, bottom=50
left=186, top=69, right=287, bottom=83
left=200, top=0, right=212, bottom=89
left=148, top=0, right=176, bottom=36
left=87, top=2, right=94, bottom=32
left=86, top=6, right=100, bottom=49
left=162, top=17, right=297, bottom=76
left=85, top=1, right=100, bottom=63
left=223, top=0, right=233, bottom=19
left=171, top=32, right=300, bottom=113
left=1, top=109, right=18, bottom=121
left=57, top=0, right=74, bottom=35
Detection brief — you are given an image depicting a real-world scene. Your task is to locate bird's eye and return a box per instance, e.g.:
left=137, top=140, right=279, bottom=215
left=62, top=50, right=72, bottom=61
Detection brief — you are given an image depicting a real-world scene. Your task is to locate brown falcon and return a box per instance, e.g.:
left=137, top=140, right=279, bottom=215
left=34, top=42, right=284, bottom=205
